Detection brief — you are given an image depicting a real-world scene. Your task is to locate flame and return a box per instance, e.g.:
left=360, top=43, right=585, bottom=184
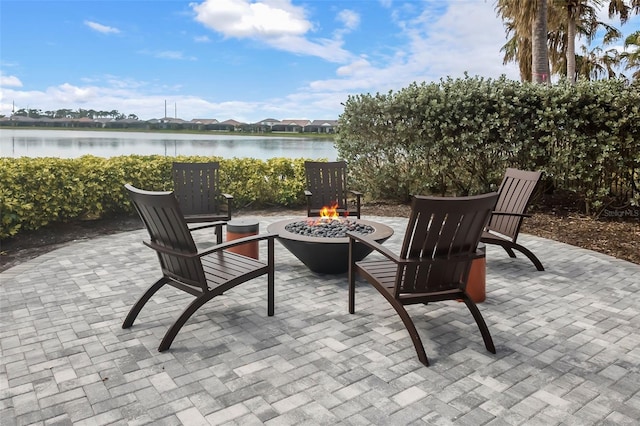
left=307, top=202, right=348, bottom=226
left=320, top=202, right=340, bottom=220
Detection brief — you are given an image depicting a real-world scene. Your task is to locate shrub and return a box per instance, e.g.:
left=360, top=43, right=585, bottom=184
left=0, top=156, right=312, bottom=239
left=335, top=76, right=640, bottom=214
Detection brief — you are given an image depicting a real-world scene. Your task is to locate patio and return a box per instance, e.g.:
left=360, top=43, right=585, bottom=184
left=1, top=216, right=639, bottom=425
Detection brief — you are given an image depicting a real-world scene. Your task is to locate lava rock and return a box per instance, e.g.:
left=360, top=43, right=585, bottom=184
left=284, top=219, right=374, bottom=238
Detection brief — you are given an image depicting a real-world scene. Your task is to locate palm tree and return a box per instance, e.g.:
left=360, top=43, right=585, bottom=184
left=620, top=30, right=640, bottom=79
left=548, top=2, right=623, bottom=80
left=563, top=0, right=631, bottom=83
left=576, top=45, right=621, bottom=79
left=499, top=20, right=533, bottom=81
left=533, top=0, right=552, bottom=83
left=496, top=0, right=551, bottom=83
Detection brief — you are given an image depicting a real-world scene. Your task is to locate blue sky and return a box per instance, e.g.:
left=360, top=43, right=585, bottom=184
left=1, top=0, right=638, bottom=123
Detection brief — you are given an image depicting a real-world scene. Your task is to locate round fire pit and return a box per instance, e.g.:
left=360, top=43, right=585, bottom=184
left=267, top=218, right=394, bottom=274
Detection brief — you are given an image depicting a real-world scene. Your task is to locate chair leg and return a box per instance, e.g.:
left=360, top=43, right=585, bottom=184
left=348, top=244, right=356, bottom=314
left=461, top=294, right=496, bottom=354
left=122, top=277, right=170, bottom=329
left=267, top=238, right=275, bottom=317
left=348, top=271, right=356, bottom=314
left=491, top=240, right=544, bottom=271
left=387, top=298, right=429, bottom=366
left=158, top=293, right=217, bottom=352
left=513, top=244, right=545, bottom=271
left=503, top=247, right=517, bottom=258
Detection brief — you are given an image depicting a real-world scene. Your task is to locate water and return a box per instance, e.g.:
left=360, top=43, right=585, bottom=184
left=0, top=129, right=338, bottom=160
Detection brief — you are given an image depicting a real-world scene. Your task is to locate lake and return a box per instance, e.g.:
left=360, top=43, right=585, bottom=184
left=0, top=129, right=338, bottom=160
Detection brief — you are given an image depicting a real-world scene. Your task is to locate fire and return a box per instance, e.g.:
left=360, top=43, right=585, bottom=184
left=307, top=202, right=348, bottom=226
left=320, top=202, right=340, bottom=220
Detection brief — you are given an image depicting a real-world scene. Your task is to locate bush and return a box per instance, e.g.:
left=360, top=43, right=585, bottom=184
left=0, top=156, right=312, bottom=239
left=335, top=76, right=640, bottom=214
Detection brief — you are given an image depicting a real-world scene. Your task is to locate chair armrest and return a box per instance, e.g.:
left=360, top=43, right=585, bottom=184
left=347, top=231, right=401, bottom=263
left=198, top=232, right=278, bottom=257
left=349, top=190, right=363, bottom=197
left=143, top=233, right=277, bottom=259
left=222, top=193, right=233, bottom=200
left=304, top=190, right=312, bottom=197
left=491, top=211, right=531, bottom=218
left=188, top=221, right=227, bottom=232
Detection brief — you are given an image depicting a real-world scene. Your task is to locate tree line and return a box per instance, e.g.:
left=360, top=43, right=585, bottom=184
left=10, top=108, right=138, bottom=120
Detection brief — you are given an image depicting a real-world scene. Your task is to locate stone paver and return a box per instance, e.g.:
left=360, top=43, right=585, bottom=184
left=1, top=216, right=639, bottom=425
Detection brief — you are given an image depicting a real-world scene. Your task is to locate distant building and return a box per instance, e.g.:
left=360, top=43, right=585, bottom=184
left=272, top=119, right=311, bottom=133
left=305, top=120, right=339, bottom=133
left=0, top=115, right=340, bottom=133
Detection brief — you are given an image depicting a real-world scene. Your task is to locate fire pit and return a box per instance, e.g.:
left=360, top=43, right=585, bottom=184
left=267, top=214, right=394, bottom=274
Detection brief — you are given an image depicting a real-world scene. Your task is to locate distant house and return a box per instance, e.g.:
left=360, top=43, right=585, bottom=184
left=104, top=118, right=147, bottom=129
left=272, top=119, right=311, bottom=133
left=190, top=118, right=219, bottom=131
left=210, top=119, right=246, bottom=132
left=254, top=118, right=280, bottom=133
left=94, top=118, right=114, bottom=128
left=304, top=120, right=339, bottom=134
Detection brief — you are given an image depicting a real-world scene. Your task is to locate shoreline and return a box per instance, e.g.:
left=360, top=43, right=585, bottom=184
left=0, top=126, right=336, bottom=140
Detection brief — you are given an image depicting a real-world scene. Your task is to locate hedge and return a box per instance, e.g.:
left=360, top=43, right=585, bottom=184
left=335, top=76, right=640, bottom=215
left=0, top=156, right=311, bottom=239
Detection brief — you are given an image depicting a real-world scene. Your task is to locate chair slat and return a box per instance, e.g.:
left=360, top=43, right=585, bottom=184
left=172, top=162, right=232, bottom=224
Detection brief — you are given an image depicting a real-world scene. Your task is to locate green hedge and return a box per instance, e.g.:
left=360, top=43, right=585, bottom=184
left=0, top=156, right=311, bottom=239
left=335, top=76, right=640, bottom=214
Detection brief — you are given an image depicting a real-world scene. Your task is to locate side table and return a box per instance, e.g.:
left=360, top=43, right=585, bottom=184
left=226, top=218, right=260, bottom=259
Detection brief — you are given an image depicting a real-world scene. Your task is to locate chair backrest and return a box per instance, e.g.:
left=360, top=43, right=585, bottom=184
left=397, top=193, right=499, bottom=296
left=172, top=162, right=223, bottom=216
left=305, top=161, right=350, bottom=209
left=125, top=184, right=206, bottom=290
left=488, top=168, right=542, bottom=240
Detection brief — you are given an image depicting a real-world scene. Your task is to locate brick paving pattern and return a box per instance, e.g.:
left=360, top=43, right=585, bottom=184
left=1, top=216, right=639, bottom=425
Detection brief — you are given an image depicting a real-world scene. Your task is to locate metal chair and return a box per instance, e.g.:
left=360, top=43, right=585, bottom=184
left=304, top=161, right=362, bottom=218
left=481, top=168, right=544, bottom=271
left=123, top=184, right=276, bottom=352
left=348, top=193, right=499, bottom=366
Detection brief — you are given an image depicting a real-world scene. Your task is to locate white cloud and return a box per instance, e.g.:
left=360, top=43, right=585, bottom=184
left=84, top=20, right=120, bottom=34
left=194, top=35, right=211, bottom=42
left=337, top=9, right=360, bottom=32
left=191, top=0, right=353, bottom=63
left=191, top=0, right=311, bottom=38
left=155, top=51, right=197, bottom=61
left=0, top=74, right=23, bottom=87
left=335, top=58, right=372, bottom=77
left=137, top=50, right=197, bottom=61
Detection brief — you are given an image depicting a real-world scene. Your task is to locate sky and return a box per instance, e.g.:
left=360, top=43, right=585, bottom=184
left=1, top=0, right=639, bottom=123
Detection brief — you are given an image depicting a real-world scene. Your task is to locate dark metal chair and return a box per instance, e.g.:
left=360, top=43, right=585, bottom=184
left=304, top=161, right=363, bottom=218
left=481, top=168, right=544, bottom=271
left=123, top=184, right=276, bottom=352
left=172, top=162, right=233, bottom=243
left=348, top=193, right=499, bottom=366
